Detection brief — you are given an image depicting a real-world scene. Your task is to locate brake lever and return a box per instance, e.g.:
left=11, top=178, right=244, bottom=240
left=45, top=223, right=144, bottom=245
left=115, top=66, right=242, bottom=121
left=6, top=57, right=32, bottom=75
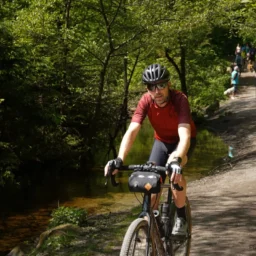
left=167, top=166, right=184, bottom=191
left=110, top=173, right=119, bottom=187
left=171, top=182, right=183, bottom=191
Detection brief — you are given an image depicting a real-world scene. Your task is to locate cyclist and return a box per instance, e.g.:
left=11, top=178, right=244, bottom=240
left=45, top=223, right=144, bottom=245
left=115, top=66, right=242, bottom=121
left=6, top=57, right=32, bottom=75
left=104, top=63, right=196, bottom=236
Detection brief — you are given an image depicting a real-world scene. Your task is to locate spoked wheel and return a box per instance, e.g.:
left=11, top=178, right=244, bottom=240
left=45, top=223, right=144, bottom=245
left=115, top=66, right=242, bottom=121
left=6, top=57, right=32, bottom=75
left=120, top=218, right=157, bottom=256
left=171, top=197, right=192, bottom=256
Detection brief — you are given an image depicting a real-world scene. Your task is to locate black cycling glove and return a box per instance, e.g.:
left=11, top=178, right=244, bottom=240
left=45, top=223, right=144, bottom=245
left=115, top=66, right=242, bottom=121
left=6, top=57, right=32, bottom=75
left=166, top=157, right=182, bottom=175
left=109, top=157, right=123, bottom=170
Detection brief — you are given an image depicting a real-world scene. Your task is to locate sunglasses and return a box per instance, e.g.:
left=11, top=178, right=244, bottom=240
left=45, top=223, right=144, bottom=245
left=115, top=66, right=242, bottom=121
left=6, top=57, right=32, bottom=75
left=147, top=82, right=168, bottom=92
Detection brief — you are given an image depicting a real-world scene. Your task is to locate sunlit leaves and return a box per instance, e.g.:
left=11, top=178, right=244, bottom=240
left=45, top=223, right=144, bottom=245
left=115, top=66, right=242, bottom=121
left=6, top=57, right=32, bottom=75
left=0, top=0, right=255, bottom=184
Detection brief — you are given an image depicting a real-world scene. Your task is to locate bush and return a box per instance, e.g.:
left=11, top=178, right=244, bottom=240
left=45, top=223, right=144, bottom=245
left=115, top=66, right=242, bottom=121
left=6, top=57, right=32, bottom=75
left=49, top=206, right=87, bottom=228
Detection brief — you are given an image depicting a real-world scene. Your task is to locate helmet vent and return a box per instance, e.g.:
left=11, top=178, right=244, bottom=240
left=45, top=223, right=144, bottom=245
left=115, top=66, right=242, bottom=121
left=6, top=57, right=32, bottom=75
left=142, top=64, right=170, bottom=84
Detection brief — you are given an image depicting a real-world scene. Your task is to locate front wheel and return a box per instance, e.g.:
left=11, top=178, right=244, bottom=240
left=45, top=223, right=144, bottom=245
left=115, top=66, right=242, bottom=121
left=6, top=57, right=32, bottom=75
left=120, top=218, right=157, bottom=256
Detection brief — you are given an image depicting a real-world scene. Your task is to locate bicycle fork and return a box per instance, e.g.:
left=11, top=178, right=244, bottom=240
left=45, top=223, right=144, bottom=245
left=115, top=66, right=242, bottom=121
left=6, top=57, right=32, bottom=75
left=142, top=194, right=168, bottom=256
left=148, top=211, right=166, bottom=256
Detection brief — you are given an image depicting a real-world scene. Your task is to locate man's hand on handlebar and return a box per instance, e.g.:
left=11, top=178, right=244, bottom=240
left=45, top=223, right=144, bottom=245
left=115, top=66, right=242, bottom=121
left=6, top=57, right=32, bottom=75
left=104, top=157, right=123, bottom=176
left=166, top=157, right=183, bottom=184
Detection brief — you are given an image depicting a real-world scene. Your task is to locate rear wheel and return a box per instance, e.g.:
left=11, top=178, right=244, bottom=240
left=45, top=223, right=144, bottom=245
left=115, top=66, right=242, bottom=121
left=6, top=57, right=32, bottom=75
left=120, top=218, right=157, bottom=256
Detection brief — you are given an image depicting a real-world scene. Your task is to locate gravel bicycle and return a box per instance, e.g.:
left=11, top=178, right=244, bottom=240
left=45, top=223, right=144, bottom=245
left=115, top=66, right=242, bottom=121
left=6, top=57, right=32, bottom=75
left=106, top=161, right=192, bottom=256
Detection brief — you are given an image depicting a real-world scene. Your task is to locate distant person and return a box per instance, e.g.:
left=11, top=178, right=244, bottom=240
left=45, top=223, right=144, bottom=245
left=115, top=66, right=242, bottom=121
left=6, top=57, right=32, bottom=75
left=241, top=45, right=246, bottom=66
left=245, top=43, right=250, bottom=54
left=245, top=43, right=251, bottom=69
left=247, top=60, right=254, bottom=72
left=249, top=46, right=256, bottom=68
left=231, top=66, right=239, bottom=99
left=224, top=66, right=239, bottom=99
left=235, top=43, right=241, bottom=55
left=235, top=53, right=242, bottom=73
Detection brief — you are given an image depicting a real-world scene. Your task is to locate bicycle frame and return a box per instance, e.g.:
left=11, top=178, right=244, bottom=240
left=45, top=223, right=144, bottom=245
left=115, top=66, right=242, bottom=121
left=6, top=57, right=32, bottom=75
left=140, top=192, right=166, bottom=256
left=106, top=162, right=191, bottom=256
left=139, top=182, right=179, bottom=256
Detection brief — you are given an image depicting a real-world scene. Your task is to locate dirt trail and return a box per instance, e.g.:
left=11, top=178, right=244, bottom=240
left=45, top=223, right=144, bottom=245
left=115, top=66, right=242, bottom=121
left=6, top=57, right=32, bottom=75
left=188, top=71, right=256, bottom=256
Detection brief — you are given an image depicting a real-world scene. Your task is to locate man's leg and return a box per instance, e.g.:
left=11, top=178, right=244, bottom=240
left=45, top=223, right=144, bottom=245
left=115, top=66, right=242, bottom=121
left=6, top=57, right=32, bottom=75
left=148, top=140, right=176, bottom=210
left=167, top=151, right=187, bottom=208
left=169, top=139, right=196, bottom=236
left=172, top=179, right=186, bottom=208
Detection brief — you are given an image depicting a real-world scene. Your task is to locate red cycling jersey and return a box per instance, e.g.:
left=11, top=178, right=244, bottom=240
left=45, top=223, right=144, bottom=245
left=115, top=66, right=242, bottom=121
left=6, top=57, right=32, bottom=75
left=131, top=89, right=196, bottom=144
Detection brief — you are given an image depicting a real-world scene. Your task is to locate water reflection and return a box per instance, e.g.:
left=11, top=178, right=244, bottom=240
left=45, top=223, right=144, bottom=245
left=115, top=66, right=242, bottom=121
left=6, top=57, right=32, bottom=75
left=0, top=128, right=228, bottom=254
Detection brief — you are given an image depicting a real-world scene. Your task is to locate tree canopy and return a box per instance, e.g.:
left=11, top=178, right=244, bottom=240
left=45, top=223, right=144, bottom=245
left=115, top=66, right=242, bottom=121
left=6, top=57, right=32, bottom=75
left=0, top=0, right=255, bottom=186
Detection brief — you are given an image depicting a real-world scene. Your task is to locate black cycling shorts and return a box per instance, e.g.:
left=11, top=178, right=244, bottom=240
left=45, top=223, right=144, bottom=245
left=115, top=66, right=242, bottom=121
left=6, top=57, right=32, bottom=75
left=148, top=138, right=196, bottom=179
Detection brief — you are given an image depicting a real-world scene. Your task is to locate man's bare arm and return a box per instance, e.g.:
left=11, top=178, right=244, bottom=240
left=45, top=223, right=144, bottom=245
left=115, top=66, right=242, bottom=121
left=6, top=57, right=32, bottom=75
left=167, top=123, right=191, bottom=166
left=104, top=122, right=141, bottom=176
left=118, top=122, right=141, bottom=161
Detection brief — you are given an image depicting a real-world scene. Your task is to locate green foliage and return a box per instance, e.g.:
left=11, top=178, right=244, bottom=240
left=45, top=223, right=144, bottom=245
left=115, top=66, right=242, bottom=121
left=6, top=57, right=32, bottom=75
left=0, top=142, right=20, bottom=187
left=238, top=0, right=256, bottom=44
left=188, top=65, right=228, bottom=113
left=38, top=231, right=76, bottom=253
left=0, top=0, right=254, bottom=186
left=49, top=206, right=87, bottom=228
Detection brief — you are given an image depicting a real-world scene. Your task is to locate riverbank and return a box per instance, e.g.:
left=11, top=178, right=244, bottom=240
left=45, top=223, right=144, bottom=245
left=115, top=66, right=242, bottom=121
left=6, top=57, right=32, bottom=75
left=7, top=72, right=256, bottom=256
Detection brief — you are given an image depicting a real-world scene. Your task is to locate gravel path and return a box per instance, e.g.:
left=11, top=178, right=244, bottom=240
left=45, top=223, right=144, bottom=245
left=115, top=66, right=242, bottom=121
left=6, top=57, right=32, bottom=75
left=188, top=71, right=256, bottom=256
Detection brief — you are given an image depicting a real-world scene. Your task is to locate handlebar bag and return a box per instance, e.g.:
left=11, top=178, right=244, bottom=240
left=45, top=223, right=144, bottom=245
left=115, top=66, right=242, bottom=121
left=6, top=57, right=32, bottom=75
left=128, top=171, right=162, bottom=193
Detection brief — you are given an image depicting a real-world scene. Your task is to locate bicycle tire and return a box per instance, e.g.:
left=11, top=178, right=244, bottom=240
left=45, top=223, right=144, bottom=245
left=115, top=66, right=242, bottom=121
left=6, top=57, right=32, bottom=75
left=120, top=218, right=157, bottom=256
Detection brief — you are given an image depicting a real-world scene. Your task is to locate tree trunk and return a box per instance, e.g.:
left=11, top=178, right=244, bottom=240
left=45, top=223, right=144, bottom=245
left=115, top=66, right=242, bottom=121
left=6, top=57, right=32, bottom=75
left=165, top=47, right=188, bottom=96
left=180, top=46, right=188, bottom=96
